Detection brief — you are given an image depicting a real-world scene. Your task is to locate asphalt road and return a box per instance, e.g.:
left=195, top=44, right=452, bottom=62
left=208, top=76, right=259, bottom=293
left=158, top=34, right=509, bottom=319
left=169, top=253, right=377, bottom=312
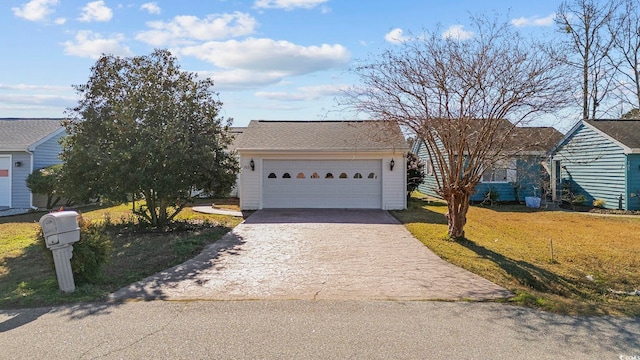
left=1, top=300, right=639, bottom=359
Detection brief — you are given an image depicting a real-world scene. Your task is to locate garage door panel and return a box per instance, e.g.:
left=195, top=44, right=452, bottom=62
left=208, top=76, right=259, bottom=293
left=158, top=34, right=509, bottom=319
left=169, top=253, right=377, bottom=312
left=263, top=160, right=382, bottom=209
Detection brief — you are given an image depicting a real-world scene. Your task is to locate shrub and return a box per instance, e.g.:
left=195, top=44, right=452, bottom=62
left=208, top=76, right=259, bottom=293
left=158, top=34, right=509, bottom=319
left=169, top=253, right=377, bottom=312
left=406, top=152, right=426, bottom=199
left=593, top=198, right=606, bottom=208
left=37, top=214, right=112, bottom=285
left=572, top=194, right=587, bottom=206
left=484, top=187, right=500, bottom=205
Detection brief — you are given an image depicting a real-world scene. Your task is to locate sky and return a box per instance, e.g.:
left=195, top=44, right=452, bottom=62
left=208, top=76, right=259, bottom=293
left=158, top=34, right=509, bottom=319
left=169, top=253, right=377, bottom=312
left=1, top=0, right=567, bottom=128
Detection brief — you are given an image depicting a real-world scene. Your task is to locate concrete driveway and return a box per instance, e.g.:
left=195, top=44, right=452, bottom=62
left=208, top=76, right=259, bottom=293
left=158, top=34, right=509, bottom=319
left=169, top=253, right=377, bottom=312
left=110, top=209, right=511, bottom=302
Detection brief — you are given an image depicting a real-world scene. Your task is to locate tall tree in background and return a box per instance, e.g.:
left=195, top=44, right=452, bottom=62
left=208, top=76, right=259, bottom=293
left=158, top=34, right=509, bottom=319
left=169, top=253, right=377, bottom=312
left=62, top=49, right=238, bottom=228
left=555, top=0, right=622, bottom=119
left=343, top=16, right=571, bottom=239
left=611, top=0, right=640, bottom=115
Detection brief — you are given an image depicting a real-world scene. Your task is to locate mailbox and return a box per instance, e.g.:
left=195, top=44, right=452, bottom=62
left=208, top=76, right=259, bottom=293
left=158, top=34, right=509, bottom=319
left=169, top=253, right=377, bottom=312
left=39, top=211, right=81, bottom=293
left=39, top=211, right=80, bottom=248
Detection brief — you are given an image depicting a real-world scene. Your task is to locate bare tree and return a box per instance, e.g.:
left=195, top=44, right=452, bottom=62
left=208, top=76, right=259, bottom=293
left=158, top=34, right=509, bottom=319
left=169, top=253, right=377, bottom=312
left=555, top=0, right=623, bottom=119
left=342, top=15, right=571, bottom=239
left=611, top=0, right=640, bottom=114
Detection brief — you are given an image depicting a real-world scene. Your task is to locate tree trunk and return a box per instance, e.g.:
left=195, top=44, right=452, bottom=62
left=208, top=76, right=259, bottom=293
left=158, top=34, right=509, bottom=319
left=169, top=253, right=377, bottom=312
left=445, top=192, right=471, bottom=240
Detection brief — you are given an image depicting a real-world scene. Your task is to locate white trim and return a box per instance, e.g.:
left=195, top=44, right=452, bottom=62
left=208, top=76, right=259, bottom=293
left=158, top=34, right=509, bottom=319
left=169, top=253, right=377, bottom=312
left=0, top=155, right=12, bottom=208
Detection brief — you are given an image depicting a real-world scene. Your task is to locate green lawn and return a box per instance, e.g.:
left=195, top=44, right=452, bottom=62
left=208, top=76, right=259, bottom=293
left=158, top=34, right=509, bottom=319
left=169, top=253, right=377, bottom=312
left=0, top=199, right=243, bottom=309
left=392, top=195, right=640, bottom=316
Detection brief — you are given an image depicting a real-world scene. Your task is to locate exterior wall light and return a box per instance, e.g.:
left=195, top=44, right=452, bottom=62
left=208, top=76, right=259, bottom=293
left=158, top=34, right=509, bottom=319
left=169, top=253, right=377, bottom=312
left=390, top=159, right=395, bottom=171
left=14, top=161, right=22, bottom=167
left=250, top=159, right=255, bottom=171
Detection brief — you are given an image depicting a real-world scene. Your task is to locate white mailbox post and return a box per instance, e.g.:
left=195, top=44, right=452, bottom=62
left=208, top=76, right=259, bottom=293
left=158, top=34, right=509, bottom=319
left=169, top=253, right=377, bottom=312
left=39, top=211, right=81, bottom=293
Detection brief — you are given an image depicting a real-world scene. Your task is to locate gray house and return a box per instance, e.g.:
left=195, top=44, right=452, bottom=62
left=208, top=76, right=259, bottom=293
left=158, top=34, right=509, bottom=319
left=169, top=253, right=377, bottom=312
left=550, top=119, right=640, bottom=210
left=0, top=119, right=65, bottom=210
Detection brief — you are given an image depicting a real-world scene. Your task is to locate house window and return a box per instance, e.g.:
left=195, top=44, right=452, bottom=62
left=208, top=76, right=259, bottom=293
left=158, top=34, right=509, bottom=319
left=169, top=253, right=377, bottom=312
left=481, top=159, right=517, bottom=183
left=296, top=172, right=305, bottom=179
left=426, top=161, right=434, bottom=176
left=325, top=172, right=334, bottom=179
left=282, top=173, right=291, bottom=178
left=354, top=173, right=362, bottom=179
left=311, top=172, right=320, bottom=179
left=339, top=172, right=348, bottom=179
left=268, top=173, right=277, bottom=179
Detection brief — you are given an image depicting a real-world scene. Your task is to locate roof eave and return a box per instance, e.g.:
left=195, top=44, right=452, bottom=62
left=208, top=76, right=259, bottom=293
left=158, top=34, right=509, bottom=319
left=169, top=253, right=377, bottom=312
left=237, top=147, right=409, bottom=153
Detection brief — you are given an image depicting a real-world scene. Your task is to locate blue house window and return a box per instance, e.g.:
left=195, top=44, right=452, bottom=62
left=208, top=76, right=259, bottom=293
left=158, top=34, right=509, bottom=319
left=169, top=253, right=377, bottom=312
left=481, top=159, right=517, bottom=183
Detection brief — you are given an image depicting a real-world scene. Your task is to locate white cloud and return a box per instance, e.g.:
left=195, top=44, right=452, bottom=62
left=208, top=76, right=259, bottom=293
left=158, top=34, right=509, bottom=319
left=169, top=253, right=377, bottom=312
left=442, top=25, right=474, bottom=40
left=54, top=17, right=66, bottom=24
left=0, top=93, right=77, bottom=107
left=256, top=84, right=347, bottom=101
left=78, top=1, right=113, bottom=22
left=179, top=38, right=350, bottom=75
left=254, top=0, right=329, bottom=10
left=511, top=14, right=556, bottom=27
left=198, top=69, right=289, bottom=90
left=140, top=2, right=161, bottom=15
left=384, top=28, right=410, bottom=44
left=181, top=38, right=350, bottom=90
left=136, top=12, right=257, bottom=46
left=12, top=0, right=59, bottom=22
left=62, top=31, right=132, bottom=59
left=0, top=83, right=70, bottom=91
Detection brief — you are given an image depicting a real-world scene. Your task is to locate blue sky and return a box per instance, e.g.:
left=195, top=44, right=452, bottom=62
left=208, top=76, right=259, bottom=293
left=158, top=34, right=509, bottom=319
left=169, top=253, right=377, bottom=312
left=1, top=0, right=563, bottom=128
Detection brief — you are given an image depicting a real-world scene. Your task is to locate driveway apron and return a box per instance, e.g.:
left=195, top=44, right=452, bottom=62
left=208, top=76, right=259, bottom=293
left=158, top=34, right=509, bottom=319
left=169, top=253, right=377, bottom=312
left=110, top=209, right=511, bottom=302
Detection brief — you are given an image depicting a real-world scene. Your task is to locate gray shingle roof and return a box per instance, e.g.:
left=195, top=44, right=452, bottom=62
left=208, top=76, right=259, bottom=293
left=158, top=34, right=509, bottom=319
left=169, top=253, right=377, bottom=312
left=0, top=118, right=64, bottom=151
left=512, top=126, right=564, bottom=152
left=585, top=119, right=640, bottom=150
left=236, top=120, right=409, bottom=152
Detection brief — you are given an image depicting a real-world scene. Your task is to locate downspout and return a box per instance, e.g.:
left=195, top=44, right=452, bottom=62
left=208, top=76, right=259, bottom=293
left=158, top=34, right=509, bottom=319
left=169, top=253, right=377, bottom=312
left=26, top=149, right=38, bottom=210
left=403, top=151, right=408, bottom=209
left=625, top=157, right=630, bottom=211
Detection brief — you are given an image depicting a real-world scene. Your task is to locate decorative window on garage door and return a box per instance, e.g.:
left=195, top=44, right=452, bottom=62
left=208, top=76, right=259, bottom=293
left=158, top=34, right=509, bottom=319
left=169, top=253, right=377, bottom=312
left=268, top=173, right=277, bottom=178
left=296, top=172, right=305, bottom=179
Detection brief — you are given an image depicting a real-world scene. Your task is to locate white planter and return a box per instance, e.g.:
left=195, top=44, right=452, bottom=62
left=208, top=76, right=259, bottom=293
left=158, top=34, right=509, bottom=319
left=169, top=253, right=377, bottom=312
left=525, top=196, right=541, bottom=208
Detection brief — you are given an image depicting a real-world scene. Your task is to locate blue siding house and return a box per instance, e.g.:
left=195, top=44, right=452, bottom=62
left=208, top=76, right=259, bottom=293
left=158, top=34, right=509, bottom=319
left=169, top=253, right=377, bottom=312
left=0, top=119, right=65, bottom=210
left=413, top=126, right=563, bottom=203
left=550, top=119, right=640, bottom=210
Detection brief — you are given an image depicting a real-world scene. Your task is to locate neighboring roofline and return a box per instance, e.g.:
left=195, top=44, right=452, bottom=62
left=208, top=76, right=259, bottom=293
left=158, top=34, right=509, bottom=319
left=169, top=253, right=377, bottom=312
left=413, top=139, right=552, bottom=157
left=27, top=126, right=66, bottom=152
left=582, top=120, right=634, bottom=154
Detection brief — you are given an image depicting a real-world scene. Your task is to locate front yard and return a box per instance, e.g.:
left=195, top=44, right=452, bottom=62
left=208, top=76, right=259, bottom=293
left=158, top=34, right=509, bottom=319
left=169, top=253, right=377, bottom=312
left=393, top=195, right=640, bottom=316
left=0, top=200, right=243, bottom=309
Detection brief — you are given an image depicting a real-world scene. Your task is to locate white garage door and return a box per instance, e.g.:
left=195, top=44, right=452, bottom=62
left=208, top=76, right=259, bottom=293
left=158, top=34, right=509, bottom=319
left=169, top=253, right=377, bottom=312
left=263, top=160, right=382, bottom=208
left=0, top=156, right=10, bottom=207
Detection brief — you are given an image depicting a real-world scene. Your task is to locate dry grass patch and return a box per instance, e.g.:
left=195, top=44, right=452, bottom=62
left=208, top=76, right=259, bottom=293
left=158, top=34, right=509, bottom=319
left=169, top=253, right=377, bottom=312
left=392, top=196, right=640, bottom=316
